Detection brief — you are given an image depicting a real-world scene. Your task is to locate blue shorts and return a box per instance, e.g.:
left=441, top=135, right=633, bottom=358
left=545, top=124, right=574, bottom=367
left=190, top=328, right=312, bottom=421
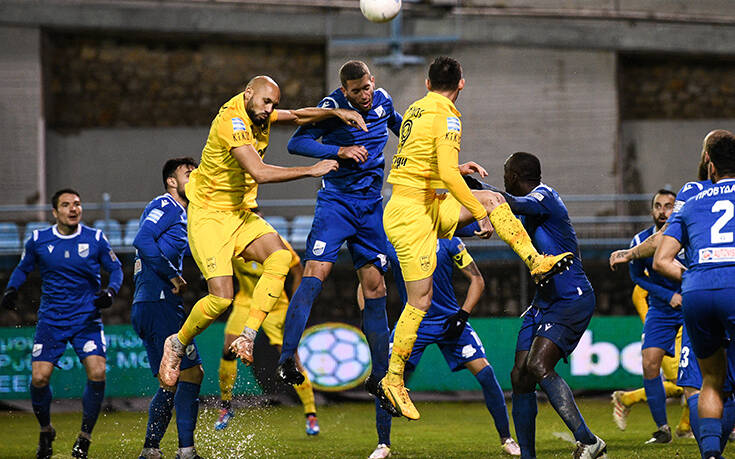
left=304, top=191, right=387, bottom=271
left=642, top=305, right=682, bottom=356
left=516, top=291, right=596, bottom=358
left=132, top=300, right=201, bottom=377
left=682, top=288, right=735, bottom=359
left=677, top=324, right=702, bottom=389
left=390, top=319, right=487, bottom=372
left=32, top=319, right=106, bottom=365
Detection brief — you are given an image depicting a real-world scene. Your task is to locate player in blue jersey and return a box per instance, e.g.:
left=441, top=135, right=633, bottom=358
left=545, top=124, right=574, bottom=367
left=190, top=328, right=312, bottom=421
left=627, top=189, right=686, bottom=443
left=1, top=189, right=123, bottom=459
left=276, top=62, right=401, bottom=403
left=467, top=152, right=605, bottom=458
left=654, top=132, right=735, bottom=459
left=360, top=236, right=520, bottom=458
left=611, top=189, right=693, bottom=438
left=130, top=157, right=203, bottom=459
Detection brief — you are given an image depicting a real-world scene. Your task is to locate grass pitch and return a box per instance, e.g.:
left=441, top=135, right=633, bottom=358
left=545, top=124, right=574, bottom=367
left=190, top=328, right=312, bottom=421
left=0, top=398, right=703, bottom=458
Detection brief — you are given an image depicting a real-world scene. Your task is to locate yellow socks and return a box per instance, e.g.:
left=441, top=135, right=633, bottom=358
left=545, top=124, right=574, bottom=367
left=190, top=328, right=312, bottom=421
left=620, top=388, right=647, bottom=406
left=294, top=372, right=316, bottom=415
left=219, top=358, right=237, bottom=402
left=677, top=403, right=691, bottom=432
left=489, top=203, right=539, bottom=268
left=386, top=304, right=426, bottom=384
left=178, top=294, right=232, bottom=345
left=245, top=249, right=292, bottom=331
left=663, top=380, right=683, bottom=398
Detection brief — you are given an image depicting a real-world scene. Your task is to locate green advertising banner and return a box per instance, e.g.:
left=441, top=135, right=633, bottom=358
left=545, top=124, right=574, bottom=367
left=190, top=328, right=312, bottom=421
left=0, top=317, right=645, bottom=400
left=0, top=323, right=261, bottom=400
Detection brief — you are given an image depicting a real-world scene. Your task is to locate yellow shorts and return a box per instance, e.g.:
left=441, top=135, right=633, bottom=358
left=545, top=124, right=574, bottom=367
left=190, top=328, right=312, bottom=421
left=224, top=294, right=288, bottom=346
left=188, top=204, right=276, bottom=279
left=383, top=185, right=461, bottom=281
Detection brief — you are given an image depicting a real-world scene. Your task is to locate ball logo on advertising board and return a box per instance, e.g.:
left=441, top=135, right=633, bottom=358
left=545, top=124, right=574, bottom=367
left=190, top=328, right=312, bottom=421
left=297, top=322, right=372, bottom=392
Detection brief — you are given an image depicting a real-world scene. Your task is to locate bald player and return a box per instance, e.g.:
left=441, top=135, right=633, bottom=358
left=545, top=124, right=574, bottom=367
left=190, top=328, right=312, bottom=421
left=159, top=76, right=368, bottom=386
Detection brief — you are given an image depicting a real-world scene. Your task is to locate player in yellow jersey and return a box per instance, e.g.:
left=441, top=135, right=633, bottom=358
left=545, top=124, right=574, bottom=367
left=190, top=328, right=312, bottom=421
left=214, top=232, right=319, bottom=435
left=159, top=76, right=368, bottom=386
left=376, top=57, right=574, bottom=420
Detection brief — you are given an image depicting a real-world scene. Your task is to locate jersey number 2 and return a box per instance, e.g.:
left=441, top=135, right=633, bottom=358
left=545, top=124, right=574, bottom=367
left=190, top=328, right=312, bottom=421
left=711, top=200, right=734, bottom=244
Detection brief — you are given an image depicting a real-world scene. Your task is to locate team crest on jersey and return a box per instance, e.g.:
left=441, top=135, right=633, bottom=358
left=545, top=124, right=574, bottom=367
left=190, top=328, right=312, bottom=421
left=420, top=255, right=431, bottom=271
left=78, top=243, right=89, bottom=258
left=32, top=343, right=43, bottom=357
left=461, top=344, right=476, bottom=358
left=312, top=240, right=326, bottom=256
left=374, top=105, right=385, bottom=117
left=206, top=257, right=217, bottom=273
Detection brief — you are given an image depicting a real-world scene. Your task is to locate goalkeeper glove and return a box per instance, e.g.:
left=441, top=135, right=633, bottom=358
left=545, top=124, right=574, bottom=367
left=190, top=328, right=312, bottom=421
left=443, top=309, right=470, bottom=340
left=1, top=288, right=18, bottom=311
left=94, top=288, right=115, bottom=309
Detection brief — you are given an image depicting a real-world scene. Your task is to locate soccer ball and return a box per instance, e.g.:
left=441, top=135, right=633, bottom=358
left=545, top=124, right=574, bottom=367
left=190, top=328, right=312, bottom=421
left=298, top=322, right=372, bottom=391
left=360, top=0, right=402, bottom=23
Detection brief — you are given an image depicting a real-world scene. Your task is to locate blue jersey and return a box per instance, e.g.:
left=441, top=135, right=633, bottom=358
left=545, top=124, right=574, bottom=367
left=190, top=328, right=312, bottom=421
left=506, top=184, right=593, bottom=308
left=133, top=193, right=188, bottom=304
left=386, top=237, right=470, bottom=321
left=7, top=224, right=123, bottom=326
left=629, top=226, right=682, bottom=313
left=287, top=87, right=402, bottom=197
left=665, top=178, right=735, bottom=293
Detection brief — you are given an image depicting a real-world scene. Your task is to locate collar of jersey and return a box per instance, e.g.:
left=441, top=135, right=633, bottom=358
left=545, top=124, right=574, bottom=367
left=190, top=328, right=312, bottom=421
left=424, top=91, right=461, bottom=116
left=717, top=178, right=735, bottom=183
left=52, top=224, right=82, bottom=239
left=164, top=193, right=186, bottom=213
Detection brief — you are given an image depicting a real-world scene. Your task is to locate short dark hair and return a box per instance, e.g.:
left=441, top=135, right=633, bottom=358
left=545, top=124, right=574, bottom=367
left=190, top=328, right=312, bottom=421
left=339, top=61, right=370, bottom=87
left=162, top=157, right=198, bottom=189
left=651, top=189, right=676, bottom=207
left=428, top=56, right=462, bottom=92
left=709, top=133, right=735, bottom=177
left=507, top=152, right=542, bottom=183
left=51, top=188, right=80, bottom=210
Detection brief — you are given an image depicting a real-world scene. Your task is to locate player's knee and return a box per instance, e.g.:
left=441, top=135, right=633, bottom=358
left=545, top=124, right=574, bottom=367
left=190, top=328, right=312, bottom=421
left=87, top=368, right=106, bottom=382
left=202, top=294, right=233, bottom=317
left=361, top=276, right=386, bottom=298
left=263, top=249, right=292, bottom=278
left=31, top=373, right=51, bottom=387
left=526, top=356, right=551, bottom=382
left=511, top=365, right=533, bottom=392
left=180, top=365, right=204, bottom=385
left=477, top=190, right=505, bottom=212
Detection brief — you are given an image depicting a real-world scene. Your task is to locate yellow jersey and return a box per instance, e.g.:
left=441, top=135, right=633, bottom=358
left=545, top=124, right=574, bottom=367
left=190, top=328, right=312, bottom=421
left=233, top=237, right=300, bottom=303
left=387, top=91, right=462, bottom=190
left=187, top=92, right=278, bottom=211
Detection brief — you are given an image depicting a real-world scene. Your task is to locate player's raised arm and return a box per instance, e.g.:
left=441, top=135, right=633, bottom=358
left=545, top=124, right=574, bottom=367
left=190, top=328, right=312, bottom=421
left=133, top=207, right=181, bottom=285
left=231, top=143, right=338, bottom=184
left=287, top=121, right=368, bottom=163
left=609, top=229, right=664, bottom=271
left=275, top=107, right=368, bottom=131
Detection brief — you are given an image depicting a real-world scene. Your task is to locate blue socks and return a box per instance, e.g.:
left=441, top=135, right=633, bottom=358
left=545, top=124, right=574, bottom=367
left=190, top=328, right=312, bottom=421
left=539, top=374, right=596, bottom=445
left=476, top=366, right=511, bottom=439
left=362, top=296, right=389, bottom=377
left=700, top=417, right=722, bottom=459
left=279, top=277, right=323, bottom=363
left=174, top=382, right=200, bottom=448
left=375, top=399, right=392, bottom=446
left=721, top=396, right=735, bottom=451
left=81, top=379, right=105, bottom=434
left=688, top=393, right=702, bottom=446
left=144, top=388, right=175, bottom=449
left=644, top=376, right=668, bottom=428
left=30, top=384, right=52, bottom=428
left=512, top=392, right=538, bottom=459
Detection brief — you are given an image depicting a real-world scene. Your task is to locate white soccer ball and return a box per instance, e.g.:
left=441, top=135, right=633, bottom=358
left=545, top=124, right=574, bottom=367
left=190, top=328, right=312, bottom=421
left=360, top=0, right=402, bottom=23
